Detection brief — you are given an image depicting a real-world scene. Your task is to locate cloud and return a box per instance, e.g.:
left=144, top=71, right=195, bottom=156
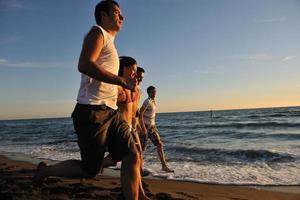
left=0, top=0, right=33, bottom=10
left=194, top=66, right=223, bottom=75
left=253, top=17, right=286, bottom=23
left=222, top=54, right=273, bottom=62
left=281, top=56, right=296, bottom=62
left=0, top=58, right=66, bottom=68
left=0, top=36, right=22, bottom=46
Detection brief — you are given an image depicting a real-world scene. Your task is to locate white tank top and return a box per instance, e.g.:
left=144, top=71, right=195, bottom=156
left=77, top=25, right=119, bottom=110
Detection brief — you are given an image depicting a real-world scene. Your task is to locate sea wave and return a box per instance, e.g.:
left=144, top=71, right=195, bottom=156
left=246, top=113, right=300, bottom=119
left=196, top=122, right=300, bottom=129
left=201, top=131, right=300, bottom=140
left=158, top=122, right=300, bottom=130
left=167, top=146, right=297, bottom=163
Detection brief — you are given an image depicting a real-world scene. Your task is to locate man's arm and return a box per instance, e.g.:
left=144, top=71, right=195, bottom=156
left=117, top=86, right=126, bottom=103
left=78, top=28, right=135, bottom=90
left=139, top=101, right=149, bottom=135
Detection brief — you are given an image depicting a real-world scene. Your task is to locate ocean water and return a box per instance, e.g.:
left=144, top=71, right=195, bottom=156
left=0, top=106, right=299, bottom=186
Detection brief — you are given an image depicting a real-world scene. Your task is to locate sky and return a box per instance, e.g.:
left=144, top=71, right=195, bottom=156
left=0, top=0, right=299, bottom=120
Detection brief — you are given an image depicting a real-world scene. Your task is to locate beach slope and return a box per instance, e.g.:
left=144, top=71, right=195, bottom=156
left=0, top=155, right=298, bottom=200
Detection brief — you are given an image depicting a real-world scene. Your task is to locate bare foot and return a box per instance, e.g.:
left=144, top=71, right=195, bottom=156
left=162, top=165, right=174, bottom=173
left=141, top=169, right=150, bottom=177
left=32, top=161, right=47, bottom=186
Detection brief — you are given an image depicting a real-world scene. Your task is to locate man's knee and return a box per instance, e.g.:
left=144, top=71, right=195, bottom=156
left=124, top=150, right=140, bottom=166
left=156, top=141, right=163, bottom=149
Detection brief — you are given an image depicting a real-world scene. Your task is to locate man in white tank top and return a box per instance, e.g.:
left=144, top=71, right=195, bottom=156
left=33, top=1, right=149, bottom=199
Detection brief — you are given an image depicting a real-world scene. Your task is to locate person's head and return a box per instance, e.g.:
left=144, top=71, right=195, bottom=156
left=119, top=56, right=137, bottom=79
left=137, top=67, right=145, bottom=84
left=147, top=86, right=156, bottom=99
left=94, top=0, right=124, bottom=32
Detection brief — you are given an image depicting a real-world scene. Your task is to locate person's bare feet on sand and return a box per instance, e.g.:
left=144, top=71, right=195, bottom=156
left=32, top=161, right=47, bottom=186
left=162, top=165, right=174, bottom=173
left=141, top=169, right=150, bottom=177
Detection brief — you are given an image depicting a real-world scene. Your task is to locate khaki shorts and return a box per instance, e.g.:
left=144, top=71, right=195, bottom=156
left=146, top=125, right=161, bottom=146
left=72, top=103, right=137, bottom=176
left=139, top=124, right=161, bottom=151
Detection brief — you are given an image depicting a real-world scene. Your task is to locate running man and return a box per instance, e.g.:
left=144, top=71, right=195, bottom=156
left=33, top=1, right=149, bottom=199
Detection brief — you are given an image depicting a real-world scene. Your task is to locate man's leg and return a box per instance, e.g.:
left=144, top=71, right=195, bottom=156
left=132, top=132, right=151, bottom=197
left=33, top=145, right=105, bottom=185
left=109, top=114, right=150, bottom=200
left=33, top=160, right=86, bottom=185
left=121, top=151, right=139, bottom=200
left=33, top=105, right=112, bottom=185
left=156, top=142, right=174, bottom=172
left=121, top=151, right=150, bottom=200
left=149, top=126, right=174, bottom=173
left=122, top=130, right=149, bottom=199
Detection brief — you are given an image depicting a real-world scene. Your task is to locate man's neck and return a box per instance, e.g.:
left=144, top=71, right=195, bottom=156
left=106, top=30, right=117, bottom=37
left=99, top=24, right=118, bottom=37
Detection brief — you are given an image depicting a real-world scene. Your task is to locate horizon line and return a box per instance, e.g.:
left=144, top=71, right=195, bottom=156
left=0, top=105, right=299, bottom=121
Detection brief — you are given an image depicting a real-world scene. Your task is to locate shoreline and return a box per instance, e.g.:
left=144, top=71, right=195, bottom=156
left=0, top=152, right=299, bottom=200
left=2, top=151, right=300, bottom=191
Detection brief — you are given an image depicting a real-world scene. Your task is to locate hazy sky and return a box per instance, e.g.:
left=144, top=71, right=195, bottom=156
left=0, top=0, right=299, bottom=120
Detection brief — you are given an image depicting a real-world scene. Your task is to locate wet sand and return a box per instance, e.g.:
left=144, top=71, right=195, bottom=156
left=0, top=154, right=299, bottom=200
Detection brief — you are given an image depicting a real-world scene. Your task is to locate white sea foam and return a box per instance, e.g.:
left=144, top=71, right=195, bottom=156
left=0, top=143, right=80, bottom=161
left=144, top=161, right=300, bottom=185
left=1, top=143, right=300, bottom=185
left=30, top=145, right=80, bottom=161
left=0, top=144, right=37, bottom=155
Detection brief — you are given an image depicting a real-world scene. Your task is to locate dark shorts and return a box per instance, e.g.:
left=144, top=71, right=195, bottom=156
left=131, top=128, right=143, bottom=153
left=72, top=103, right=137, bottom=176
left=145, top=124, right=161, bottom=147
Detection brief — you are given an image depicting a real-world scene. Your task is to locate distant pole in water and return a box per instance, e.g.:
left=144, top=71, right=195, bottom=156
left=210, top=109, right=213, bottom=121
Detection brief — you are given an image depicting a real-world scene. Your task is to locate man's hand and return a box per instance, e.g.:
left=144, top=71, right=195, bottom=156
left=120, top=77, right=137, bottom=91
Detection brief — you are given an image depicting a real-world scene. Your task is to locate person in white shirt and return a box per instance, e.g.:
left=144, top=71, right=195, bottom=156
left=33, top=1, right=149, bottom=199
left=139, top=86, right=174, bottom=173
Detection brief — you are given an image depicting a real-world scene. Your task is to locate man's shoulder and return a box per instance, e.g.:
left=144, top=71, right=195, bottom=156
left=84, top=26, right=105, bottom=43
left=135, top=86, right=141, bottom=93
left=143, top=98, right=150, bottom=103
left=142, top=98, right=153, bottom=106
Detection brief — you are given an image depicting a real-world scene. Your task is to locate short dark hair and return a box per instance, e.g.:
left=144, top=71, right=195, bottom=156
left=137, top=67, right=145, bottom=73
left=119, top=56, right=137, bottom=76
left=147, top=86, right=156, bottom=94
left=94, top=0, right=119, bottom=25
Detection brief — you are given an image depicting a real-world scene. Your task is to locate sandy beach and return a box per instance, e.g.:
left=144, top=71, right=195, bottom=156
left=0, top=154, right=299, bottom=200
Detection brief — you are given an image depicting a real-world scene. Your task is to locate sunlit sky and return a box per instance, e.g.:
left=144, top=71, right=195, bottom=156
left=0, top=0, right=299, bottom=120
